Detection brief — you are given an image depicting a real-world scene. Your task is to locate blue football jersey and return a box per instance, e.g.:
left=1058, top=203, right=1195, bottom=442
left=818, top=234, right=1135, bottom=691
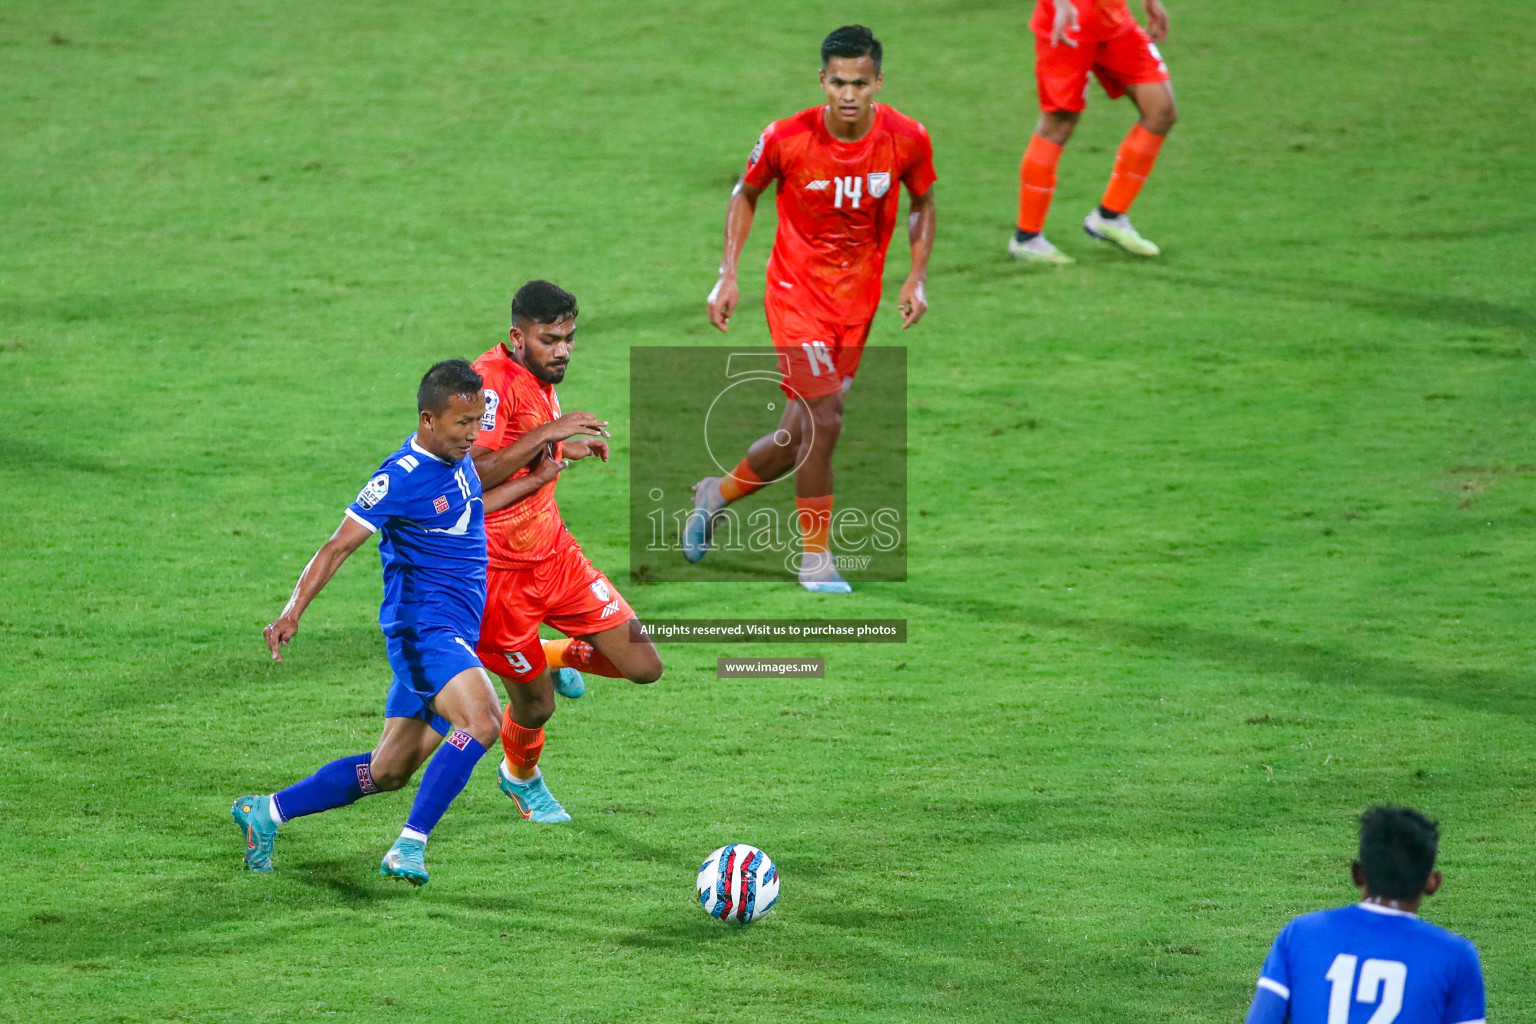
left=1246, top=903, right=1485, bottom=1024
left=345, top=436, right=487, bottom=640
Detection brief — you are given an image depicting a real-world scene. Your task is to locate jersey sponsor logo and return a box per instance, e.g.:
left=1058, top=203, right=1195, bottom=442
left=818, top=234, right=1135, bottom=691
left=481, top=389, right=500, bottom=431
left=748, top=131, right=766, bottom=166
left=866, top=171, right=891, bottom=198
left=589, top=578, right=611, bottom=603
left=804, top=179, right=832, bottom=191
left=356, top=473, right=390, bottom=509
left=599, top=599, right=621, bottom=619
left=433, top=495, right=450, bottom=514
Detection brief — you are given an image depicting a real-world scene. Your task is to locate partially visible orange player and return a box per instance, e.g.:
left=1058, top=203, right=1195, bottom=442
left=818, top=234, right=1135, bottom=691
left=470, top=280, right=664, bottom=823
left=690, top=25, right=936, bottom=593
left=1008, top=0, right=1176, bottom=264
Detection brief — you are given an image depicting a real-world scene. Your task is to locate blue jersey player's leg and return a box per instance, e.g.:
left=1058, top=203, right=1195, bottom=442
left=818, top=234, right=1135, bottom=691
left=232, top=716, right=443, bottom=873
left=380, top=665, right=500, bottom=886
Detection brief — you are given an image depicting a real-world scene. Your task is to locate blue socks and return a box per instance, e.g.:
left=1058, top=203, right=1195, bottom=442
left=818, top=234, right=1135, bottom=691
left=404, top=731, right=488, bottom=837
left=268, top=732, right=488, bottom=838
left=272, top=752, right=378, bottom=821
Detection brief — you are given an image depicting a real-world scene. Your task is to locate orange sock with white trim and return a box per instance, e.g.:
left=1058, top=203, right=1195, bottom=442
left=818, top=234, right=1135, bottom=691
left=500, top=706, right=544, bottom=774
left=1101, top=124, right=1166, bottom=215
left=718, top=458, right=768, bottom=504
left=796, top=495, right=833, bottom=557
left=1017, top=134, right=1064, bottom=234
left=543, top=638, right=621, bottom=678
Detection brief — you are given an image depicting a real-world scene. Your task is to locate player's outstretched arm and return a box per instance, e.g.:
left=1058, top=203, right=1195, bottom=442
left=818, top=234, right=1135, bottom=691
left=263, top=516, right=373, bottom=661
left=707, top=180, right=764, bottom=332
left=471, top=411, right=609, bottom=489
left=1143, top=0, right=1169, bottom=42
left=483, top=452, right=567, bottom=513
left=899, top=187, right=936, bottom=330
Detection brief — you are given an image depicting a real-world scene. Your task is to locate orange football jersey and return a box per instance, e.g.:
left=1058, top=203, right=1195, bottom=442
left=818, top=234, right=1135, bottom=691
left=472, top=344, right=574, bottom=568
left=742, top=103, right=936, bottom=325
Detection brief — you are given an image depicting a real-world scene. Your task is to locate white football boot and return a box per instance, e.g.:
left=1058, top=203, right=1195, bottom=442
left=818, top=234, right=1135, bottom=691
left=1083, top=209, right=1160, bottom=256
left=1007, top=232, right=1076, bottom=264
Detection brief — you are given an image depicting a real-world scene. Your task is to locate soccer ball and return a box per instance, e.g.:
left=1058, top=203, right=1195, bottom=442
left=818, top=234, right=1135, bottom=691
left=697, top=843, right=779, bottom=924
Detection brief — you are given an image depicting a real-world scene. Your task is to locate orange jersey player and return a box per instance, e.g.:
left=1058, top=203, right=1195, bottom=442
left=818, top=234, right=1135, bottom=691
left=691, top=25, right=936, bottom=593
left=469, top=280, right=663, bottom=823
left=1009, top=0, right=1176, bottom=263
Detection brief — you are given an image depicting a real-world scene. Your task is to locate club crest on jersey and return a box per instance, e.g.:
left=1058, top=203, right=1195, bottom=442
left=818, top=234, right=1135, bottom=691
left=481, top=389, right=500, bottom=431
left=589, top=578, right=611, bottom=603
left=866, top=172, right=891, bottom=198
left=433, top=495, right=450, bottom=514
left=356, top=473, right=389, bottom=510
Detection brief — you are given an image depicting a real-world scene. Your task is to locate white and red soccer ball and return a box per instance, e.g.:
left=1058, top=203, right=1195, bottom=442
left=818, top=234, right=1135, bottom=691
left=697, top=844, right=779, bottom=924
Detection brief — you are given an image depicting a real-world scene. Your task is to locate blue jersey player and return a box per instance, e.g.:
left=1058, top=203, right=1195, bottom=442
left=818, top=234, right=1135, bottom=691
left=1245, top=807, right=1487, bottom=1024
left=233, top=360, right=541, bottom=887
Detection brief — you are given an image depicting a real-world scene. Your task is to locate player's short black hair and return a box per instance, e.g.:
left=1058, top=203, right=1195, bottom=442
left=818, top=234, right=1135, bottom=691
left=821, top=25, right=882, bottom=71
left=417, top=359, right=483, bottom=415
left=511, top=280, right=579, bottom=326
left=1358, top=806, right=1440, bottom=901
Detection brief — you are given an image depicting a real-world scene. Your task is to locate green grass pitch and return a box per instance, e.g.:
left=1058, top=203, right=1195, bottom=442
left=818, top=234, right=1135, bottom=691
left=2, top=0, right=1533, bottom=1021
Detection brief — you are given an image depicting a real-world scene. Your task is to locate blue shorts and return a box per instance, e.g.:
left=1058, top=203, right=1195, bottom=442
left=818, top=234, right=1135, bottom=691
left=383, top=627, right=485, bottom=737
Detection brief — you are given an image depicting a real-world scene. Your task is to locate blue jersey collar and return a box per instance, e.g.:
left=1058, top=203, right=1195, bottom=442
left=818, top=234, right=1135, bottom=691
left=1357, top=900, right=1418, bottom=919
left=409, top=436, right=450, bottom=465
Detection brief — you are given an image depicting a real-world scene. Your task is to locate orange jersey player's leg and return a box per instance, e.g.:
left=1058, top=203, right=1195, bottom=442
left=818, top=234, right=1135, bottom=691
left=541, top=543, right=663, bottom=685
left=1010, top=24, right=1094, bottom=262
left=1083, top=21, right=1176, bottom=254
left=476, top=562, right=572, bottom=822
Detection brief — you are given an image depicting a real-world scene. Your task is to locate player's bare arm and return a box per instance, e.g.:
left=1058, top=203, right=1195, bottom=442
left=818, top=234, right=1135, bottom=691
left=482, top=452, right=567, bottom=513
left=1143, top=0, right=1169, bottom=42
left=263, top=515, right=373, bottom=661
left=707, top=180, right=765, bottom=332
left=470, top=410, right=609, bottom=488
left=1050, top=0, right=1080, bottom=47
left=899, top=186, right=936, bottom=329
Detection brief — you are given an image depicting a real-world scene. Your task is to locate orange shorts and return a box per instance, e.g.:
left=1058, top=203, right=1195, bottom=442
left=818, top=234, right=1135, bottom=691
left=765, top=296, right=872, bottom=401
left=1034, top=20, right=1169, bottom=113
left=476, top=543, right=634, bottom=683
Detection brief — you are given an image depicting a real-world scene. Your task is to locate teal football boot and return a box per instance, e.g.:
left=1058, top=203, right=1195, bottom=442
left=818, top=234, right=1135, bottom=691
left=683, top=477, right=722, bottom=563
left=380, top=836, right=429, bottom=887
left=231, top=795, right=279, bottom=873
left=497, top=761, right=572, bottom=822
left=553, top=666, right=586, bottom=699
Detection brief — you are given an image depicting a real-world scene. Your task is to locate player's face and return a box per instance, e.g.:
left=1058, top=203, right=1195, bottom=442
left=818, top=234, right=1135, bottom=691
left=819, top=56, right=882, bottom=129
left=511, top=317, right=576, bottom=384
left=419, top=390, right=486, bottom=462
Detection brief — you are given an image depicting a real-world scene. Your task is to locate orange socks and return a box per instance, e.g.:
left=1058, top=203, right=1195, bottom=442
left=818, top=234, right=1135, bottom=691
left=1101, top=124, right=1166, bottom=216
left=500, top=706, right=544, bottom=772
left=718, top=458, right=768, bottom=504
left=1017, top=134, right=1063, bottom=234
left=795, top=495, right=833, bottom=556
left=542, top=638, right=621, bottom=678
